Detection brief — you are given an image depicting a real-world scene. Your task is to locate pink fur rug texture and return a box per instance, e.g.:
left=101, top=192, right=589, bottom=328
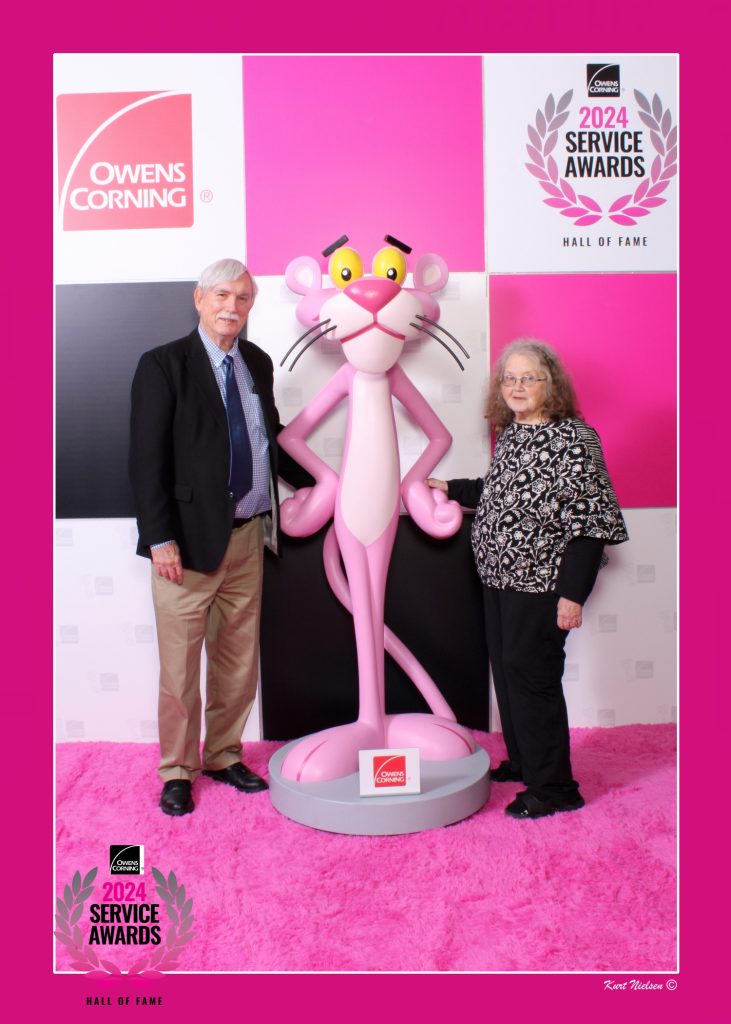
left=55, top=724, right=676, bottom=973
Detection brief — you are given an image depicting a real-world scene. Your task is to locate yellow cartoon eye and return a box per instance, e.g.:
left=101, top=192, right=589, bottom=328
left=328, top=247, right=363, bottom=289
left=372, top=247, right=407, bottom=285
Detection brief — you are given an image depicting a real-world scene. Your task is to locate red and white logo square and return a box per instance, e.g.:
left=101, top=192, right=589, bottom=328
left=57, top=91, right=194, bottom=231
left=359, top=748, right=420, bottom=796
left=373, top=755, right=407, bottom=788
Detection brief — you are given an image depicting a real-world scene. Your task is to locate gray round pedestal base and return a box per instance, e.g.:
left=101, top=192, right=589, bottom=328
left=268, top=742, right=491, bottom=835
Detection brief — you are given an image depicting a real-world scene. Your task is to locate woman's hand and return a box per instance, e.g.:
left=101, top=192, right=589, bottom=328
left=426, top=478, right=448, bottom=492
left=557, top=597, right=583, bottom=631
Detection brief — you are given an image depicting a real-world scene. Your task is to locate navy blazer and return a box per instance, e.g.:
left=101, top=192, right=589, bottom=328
left=130, top=328, right=312, bottom=572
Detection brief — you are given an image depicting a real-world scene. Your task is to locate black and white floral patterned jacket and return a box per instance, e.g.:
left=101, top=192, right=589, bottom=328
left=463, top=419, right=628, bottom=593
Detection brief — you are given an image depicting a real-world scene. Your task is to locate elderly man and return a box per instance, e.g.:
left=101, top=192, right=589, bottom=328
left=130, top=258, right=311, bottom=816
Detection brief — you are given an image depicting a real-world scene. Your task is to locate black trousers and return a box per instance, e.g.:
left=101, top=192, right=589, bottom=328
left=482, top=586, right=580, bottom=801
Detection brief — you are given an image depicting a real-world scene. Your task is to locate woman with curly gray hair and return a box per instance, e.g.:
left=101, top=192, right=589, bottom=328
left=429, top=339, right=628, bottom=819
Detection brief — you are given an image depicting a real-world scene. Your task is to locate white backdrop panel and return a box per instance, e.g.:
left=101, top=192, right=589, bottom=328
left=55, top=519, right=261, bottom=744
left=488, top=508, right=677, bottom=730
left=252, top=273, right=491, bottom=489
left=484, top=53, right=678, bottom=273
left=57, top=507, right=675, bottom=744
left=54, top=53, right=247, bottom=285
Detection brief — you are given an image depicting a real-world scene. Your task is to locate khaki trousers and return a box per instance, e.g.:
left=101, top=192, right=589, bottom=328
left=151, top=518, right=264, bottom=782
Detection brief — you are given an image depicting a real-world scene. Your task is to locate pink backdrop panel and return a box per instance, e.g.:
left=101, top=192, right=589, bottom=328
left=242, top=56, right=485, bottom=275
left=489, top=274, right=677, bottom=509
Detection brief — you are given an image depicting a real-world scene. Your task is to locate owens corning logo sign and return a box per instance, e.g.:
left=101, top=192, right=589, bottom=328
left=373, top=755, right=407, bottom=788
left=587, top=64, right=621, bottom=96
left=56, top=91, right=194, bottom=231
left=109, top=845, right=144, bottom=874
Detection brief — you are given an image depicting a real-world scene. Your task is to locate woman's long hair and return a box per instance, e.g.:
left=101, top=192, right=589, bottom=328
left=486, top=339, right=581, bottom=434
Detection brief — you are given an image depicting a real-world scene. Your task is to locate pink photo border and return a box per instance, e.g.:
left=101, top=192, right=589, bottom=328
left=11, top=3, right=716, bottom=1017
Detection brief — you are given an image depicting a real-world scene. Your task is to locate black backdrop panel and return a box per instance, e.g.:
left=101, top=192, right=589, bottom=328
left=260, top=515, right=490, bottom=739
left=56, top=284, right=489, bottom=738
left=56, top=281, right=199, bottom=519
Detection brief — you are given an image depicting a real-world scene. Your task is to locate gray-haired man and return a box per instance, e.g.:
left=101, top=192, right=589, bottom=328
left=130, top=258, right=311, bottom=815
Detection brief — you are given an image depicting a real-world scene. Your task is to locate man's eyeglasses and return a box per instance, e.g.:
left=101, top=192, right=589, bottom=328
left=501, top=374, right=547, bottom=388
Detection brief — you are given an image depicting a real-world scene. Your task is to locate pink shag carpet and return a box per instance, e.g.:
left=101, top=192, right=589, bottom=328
left=55, top=725, right=676, bottom=972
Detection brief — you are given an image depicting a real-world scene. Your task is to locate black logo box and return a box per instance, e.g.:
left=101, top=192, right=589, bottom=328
left=110, top=845, right=144, bottom=874
left=587, top=64, right=620, bottom=96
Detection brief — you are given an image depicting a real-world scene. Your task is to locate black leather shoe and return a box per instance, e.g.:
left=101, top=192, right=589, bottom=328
left=505, top=790, right=585, bottom=819
left=160, top=780, right=194, bottom=816
left=490, top=760, right=523, bottom=782
left=202, top=762, right=268, bottom=792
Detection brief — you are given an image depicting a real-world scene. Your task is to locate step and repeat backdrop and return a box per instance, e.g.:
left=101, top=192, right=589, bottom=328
left=54, top=53, right=677, bottom=743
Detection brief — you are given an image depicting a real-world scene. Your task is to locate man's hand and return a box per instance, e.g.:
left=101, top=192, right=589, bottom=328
left=557, top=597, right=582, bottom=631
left=151, top=542, right=183, bottom=585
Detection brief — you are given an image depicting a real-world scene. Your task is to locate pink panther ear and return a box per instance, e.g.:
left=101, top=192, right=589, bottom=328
left=412, top=253, right=449, bottom=293
left=285, top=256, right=322, bottom=296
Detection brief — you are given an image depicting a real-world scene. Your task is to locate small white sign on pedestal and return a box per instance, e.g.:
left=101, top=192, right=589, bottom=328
left=358, top=748, right=421, bottom=797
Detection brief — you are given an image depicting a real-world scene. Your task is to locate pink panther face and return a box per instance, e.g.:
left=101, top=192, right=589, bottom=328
left=285, top=242, right=451, bottom=374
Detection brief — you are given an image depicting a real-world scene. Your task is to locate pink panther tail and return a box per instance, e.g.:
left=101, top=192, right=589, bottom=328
left=322, top=526, right=457, bottom=722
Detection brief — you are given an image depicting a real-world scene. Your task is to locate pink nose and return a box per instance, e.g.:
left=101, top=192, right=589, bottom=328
left=345, top=277, right=400, bottom=313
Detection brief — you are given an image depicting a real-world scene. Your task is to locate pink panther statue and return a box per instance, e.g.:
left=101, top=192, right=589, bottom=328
left=278, top=234, right=475, bottom=783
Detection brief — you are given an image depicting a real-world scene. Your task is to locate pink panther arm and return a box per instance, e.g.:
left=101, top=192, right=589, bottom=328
left=278, top=364, right=352, bottom=536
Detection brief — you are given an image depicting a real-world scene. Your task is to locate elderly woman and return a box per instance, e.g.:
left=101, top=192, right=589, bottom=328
left=428, top=339, right=628, bottom=820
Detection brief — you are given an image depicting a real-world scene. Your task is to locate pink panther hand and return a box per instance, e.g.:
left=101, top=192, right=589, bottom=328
left=401, top=479, right=463, bottom=538
left=280, top=474, right=338, bottom=537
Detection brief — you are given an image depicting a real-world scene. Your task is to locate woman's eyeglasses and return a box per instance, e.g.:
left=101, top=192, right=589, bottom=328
left=501, top=374, right=547, bottom=388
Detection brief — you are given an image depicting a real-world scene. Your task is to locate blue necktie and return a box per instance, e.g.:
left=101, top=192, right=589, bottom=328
left=223, top=354, right=253, bottom=500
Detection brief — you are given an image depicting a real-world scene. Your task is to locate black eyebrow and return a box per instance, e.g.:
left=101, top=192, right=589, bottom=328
left=384, top=234, right=412, bottom=254
left=322, top=235, right=349, bottom=257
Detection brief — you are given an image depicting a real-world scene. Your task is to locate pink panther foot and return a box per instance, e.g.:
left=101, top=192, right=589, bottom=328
left=280, top=721, right=386, bottom=783
left=385, top=713, right=475, bottom=760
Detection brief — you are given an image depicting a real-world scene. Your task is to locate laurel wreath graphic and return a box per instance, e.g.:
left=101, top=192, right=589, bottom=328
left=525, top=90, right=677, bottom=227
left=54, top=866, right=195, bottom=977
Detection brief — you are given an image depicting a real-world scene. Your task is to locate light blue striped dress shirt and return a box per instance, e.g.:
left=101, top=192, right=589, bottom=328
left=197, top=326, right=271, bottom=519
